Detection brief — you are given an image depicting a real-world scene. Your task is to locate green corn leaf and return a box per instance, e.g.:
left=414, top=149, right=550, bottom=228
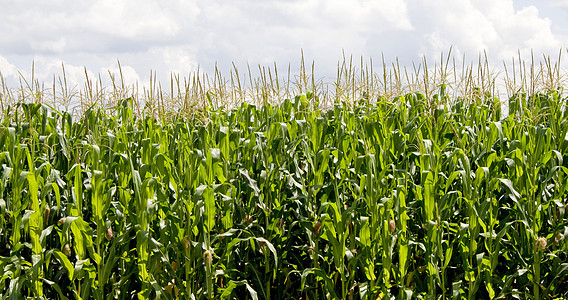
left=52, top=250, right=74, bottom=281
left=221, top=280, right=258, bottom=300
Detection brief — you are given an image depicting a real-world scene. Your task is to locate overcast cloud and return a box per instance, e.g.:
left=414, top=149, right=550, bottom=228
left=0, top=0, right=567, bottom=87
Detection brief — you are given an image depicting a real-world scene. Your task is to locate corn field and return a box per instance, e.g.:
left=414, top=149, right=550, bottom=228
left=1, top=53, right=568, bottom=299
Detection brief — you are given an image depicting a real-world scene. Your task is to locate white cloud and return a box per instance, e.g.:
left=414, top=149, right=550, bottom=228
left=25, top=56, right=98, bottom=88
left=159, top=47, right=198, bottom=76
left=0, top=0, right=566, bottom=88
left=0, top=0, right=188, bottom=55
left=84, top=0, right=182, bottom=39
left=398, top=0, right=566, bottom=65
left=550, top=0, right=568, bottom=8
left=29, top=38, right=68, bottom=54
left=0, top=56, right=18, bottom=78
left=104, top=64, right=142, bottom=88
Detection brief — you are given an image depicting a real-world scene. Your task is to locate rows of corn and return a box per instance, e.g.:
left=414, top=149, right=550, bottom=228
left=1, top=88, right=568, bottom=299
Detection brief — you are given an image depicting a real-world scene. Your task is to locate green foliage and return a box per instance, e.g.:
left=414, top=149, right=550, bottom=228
left=1, top=91, right=568, bottom=299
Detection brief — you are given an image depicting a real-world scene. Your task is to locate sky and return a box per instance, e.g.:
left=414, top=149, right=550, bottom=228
left=0, top=0, right=567, bottom=89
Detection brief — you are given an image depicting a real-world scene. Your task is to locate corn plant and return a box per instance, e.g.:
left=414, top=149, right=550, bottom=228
left=1, top=53, right=568, bottom=299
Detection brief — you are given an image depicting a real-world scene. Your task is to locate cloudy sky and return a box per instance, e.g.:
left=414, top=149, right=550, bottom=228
left=0, top=0, right=567, bottom=88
